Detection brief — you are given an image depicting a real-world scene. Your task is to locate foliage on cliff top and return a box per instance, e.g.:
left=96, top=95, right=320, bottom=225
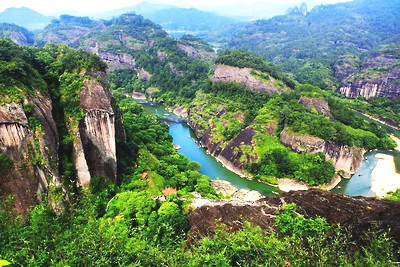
left=216, top=49, right=296, bottom=88
left=0, top=39, right=46, bottom=101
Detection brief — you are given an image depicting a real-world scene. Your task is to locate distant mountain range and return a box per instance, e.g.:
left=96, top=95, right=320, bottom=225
left=94, top=1, right=238, bottom=35
left=0, top=7, right=55, bottom=31
left=0, top=2, right=238, bottom=35
left=219, top=0, right=400, bottom=89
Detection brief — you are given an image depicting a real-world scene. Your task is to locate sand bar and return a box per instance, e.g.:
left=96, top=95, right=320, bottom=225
left=278, top=178, right=308, bottom=192
left=371, top=153, right=400, bottom=197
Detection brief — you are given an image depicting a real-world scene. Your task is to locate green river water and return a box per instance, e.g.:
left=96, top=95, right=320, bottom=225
left=136, top=100, right=278, bottom=196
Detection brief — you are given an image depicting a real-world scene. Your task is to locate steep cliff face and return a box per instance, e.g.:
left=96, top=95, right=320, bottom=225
left=74, top=76, right=117, bottom=185
left=0, top=92, right=62, bottom=215
left=211, top=65, right=286, bottom=93
left=337, top=51, right=400, bottom=99
left=280, top=127, right=364, bottom=177
left=188, top=105, right=258, bottom=176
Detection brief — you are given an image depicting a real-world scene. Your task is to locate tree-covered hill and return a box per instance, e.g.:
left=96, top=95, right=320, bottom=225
left=220, top=0, right=400, bottom=89
left=34, top=14, right=211, bottom=102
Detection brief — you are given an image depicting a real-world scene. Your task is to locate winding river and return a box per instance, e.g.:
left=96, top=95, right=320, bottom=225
left=136, top=99, right=400, bottom=197
left=136, top=100, right=278, bottom=196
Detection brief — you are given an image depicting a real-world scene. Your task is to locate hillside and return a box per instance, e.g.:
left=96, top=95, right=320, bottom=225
left=220, top=0, right=400, bottom=92
left=0, top=7, right=54, bottom=31
left=34, top=14, right=213, bottom=103
left=0, top=23, right=34, bottom=45
left=176, top=51, right=395, bottom=186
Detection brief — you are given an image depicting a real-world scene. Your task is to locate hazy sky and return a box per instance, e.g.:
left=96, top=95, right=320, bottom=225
left=0, top=0, right=350, bottom=15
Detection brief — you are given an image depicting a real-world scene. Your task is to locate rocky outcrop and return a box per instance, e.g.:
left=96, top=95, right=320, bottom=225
left=84, top=44, right=136, bottom=69
left=76, top=77, right=117, bottom=185
left=188, top=189, right=400, bottom=245
left=211, top=180, right=263, bottom=201
left=0, top=92, right=62, bottom=215
left=211, top=65, right=284, bottom=93
left=299, top=96, right=333, bottom=119
left=280, top=127, right=364, bottom=177
left=178, top=44, right=217, bottom=61
left=337, top=52, right=400, bottom=99
left=188, top=106, right=258, bottom=173
left=0, top=73, right=118, bottom=214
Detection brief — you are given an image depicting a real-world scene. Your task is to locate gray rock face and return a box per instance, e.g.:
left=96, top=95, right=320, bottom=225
left=299, top=96, right=333, bottom=119
left=0, top=74, right=118, bottom=214
left=76, top=77, right=117, bottom=185
left=337, top=52, right=400, bottom=99
left=0, top=91, right=62, bottom=215
left=211, top=65, right=284, bottom=93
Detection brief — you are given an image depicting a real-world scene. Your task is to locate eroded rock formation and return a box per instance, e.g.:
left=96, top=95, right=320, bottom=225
left=0, top=92, right=62, bottom=215
left=0, top=74, right=118, bottom=213
left=337, top=52, right=400, bottom=99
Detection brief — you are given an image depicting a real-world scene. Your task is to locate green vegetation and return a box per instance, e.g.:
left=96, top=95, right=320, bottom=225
left=1, top=194, right=397, bottom=266
left=215, top=0, right=400, bottom=89
left=116, top=95, right=217, bottom=198
left=216, top=49, right=296, bottom=88
left=188, top=80, right=394, bottom=185
left=0, top=154, right=13, bottom=171
left=347, top=97, right=400, bottom=126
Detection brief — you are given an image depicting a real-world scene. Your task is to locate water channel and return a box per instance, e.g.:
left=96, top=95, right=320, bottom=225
left=136, top=100, right=278, bottom=196
left=332, top=112, right=400, bottom=197
left=136, top=99, right=400, bottom=197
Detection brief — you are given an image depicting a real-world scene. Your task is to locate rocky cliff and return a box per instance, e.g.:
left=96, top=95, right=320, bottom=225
left=299, top=96, right=333, bottom=119
left=188, top=189, right=400, bottom=245
left=211, top=65, right=286, bottom=93
left=337, top=51, right=400, bottom=99
left=0, top=77, right=118, bottom=213
left=77, top=77, right=117, bottom=184
left=0, top=92, right=62, bottom=215
left=188, top=105, right=258, bottom=177
left=280, top=127, right=364, bottom=177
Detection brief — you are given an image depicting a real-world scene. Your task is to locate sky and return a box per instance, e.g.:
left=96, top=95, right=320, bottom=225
left=0, top=0, right=350, bottom=15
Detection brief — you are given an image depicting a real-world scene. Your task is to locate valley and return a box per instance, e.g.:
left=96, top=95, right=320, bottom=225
left=1, top=0, right=400, bottom=265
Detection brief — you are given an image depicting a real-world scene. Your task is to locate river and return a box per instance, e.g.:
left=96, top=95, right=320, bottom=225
left=332, top=112, right=400, bottom=197
left=136, top=100, right=279, bottom=196
left=136, top=100, right=400, bottom=197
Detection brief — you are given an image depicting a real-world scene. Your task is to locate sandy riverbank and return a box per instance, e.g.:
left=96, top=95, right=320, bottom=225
left=278, top=178, right=308, bottom=192
left=391, top=135, right=400, bottom=151
left=131, top=92, right=147, bottom=100
left=371, top=153, right=400, bottom=198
